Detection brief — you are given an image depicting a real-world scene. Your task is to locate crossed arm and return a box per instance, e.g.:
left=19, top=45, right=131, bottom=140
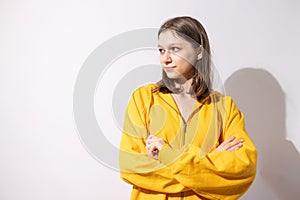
left=120, top=90, right=257, bottom=199
left=146, top=135, right=244, bottom=159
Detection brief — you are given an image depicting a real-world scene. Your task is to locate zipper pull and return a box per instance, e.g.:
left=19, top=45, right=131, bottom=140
left=183, top=121, right=187, bottom=133
left=182, top=121, right=187, bottom=147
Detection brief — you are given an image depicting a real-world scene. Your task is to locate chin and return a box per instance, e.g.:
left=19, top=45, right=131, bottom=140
left=165, top=72, right=187, bottom=80
left=165, top=72, right=179, bottom=79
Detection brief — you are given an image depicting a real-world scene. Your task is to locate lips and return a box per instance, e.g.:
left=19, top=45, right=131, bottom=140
left=163, top=66, right=176, bottom=70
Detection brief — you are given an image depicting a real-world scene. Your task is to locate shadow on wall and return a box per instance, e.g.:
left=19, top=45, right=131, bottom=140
left=224, top=68, right=300, bottom=199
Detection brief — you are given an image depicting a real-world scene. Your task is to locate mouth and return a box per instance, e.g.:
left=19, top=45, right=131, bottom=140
left=163, top=66, right=176, bottom=70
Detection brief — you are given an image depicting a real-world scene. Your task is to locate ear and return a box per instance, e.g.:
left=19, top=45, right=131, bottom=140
left=197, top=45, right=203, bottom=60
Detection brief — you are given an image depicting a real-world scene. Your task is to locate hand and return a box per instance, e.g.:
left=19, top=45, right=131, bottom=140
left=215, top=136, right=243, bottom=152
left=145, top=135, right=165, bottom=159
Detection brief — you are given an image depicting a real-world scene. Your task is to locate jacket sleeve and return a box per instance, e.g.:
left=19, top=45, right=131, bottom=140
left=119, top=88, right=186, bottom=193
left=158, top=96, right=257, bottom=199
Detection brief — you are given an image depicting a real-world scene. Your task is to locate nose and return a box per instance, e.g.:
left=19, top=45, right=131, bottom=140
left=160, top=51, right=172, bottom=64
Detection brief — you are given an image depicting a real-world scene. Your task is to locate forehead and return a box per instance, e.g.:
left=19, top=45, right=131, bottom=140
left=158, top=30, right=189, bottom=46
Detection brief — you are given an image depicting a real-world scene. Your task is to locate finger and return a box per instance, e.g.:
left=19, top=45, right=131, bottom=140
left=146, top=143, right=159, bottom=159
left=146, top=135, right=157, bottom=143
left=146, top=143, right=155, bottom=156
left=146, top=137, right=157, bottom=143
left=227, top=142, right=243, bottom=152
left=216, top=137, right=244, bottom=152
left=148, top=141, right=164, bottom=155
left=146, top=138, right=156, bottom=146
left=225, top=135, right=236, bottom=143
left=215, top=136, right=236, bottom=151
left=152, top=149, right=159, bottom=159
left=224, top=139, right=243, bottom=150
left=146, top=142, right=155, bottom=152
left=146, top=137, right=165, bottom=145
left=147, top=142, right=159, bottom=152
left=156, top=138, right=165, bottom=145
left=147, top=134, right=157, bottom=140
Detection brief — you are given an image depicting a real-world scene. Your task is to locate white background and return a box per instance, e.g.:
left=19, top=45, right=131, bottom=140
left=1, top=0, right=299, bottom=199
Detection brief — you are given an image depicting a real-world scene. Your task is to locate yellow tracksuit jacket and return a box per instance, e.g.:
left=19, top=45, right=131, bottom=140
left=119, top=84, right=257, bottom=200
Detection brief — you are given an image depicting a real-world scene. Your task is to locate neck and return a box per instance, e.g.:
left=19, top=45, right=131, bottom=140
left=174, top=77, right=193, bottom=95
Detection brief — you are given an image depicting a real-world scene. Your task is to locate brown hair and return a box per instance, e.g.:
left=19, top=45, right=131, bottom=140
left=153, top=16, right=212, bottom=102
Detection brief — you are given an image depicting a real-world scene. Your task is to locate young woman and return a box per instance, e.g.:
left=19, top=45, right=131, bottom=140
left=119, top=16, right=257, bottom=199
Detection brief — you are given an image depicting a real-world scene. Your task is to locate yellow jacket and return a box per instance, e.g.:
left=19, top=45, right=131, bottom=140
left=119, top=84, right=257, bottom=200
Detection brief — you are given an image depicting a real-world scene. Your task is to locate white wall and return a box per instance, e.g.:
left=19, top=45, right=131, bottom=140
left=0, top=0, right=299, bottom=199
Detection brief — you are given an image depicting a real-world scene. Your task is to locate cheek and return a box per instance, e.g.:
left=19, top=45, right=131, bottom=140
left=182, top=48, right=198, bottom=62
left=173, top=54, right=194, bottom=67
left=185, top=53, right=198, bottom=66
left=172, top=54, right=184, bottom=64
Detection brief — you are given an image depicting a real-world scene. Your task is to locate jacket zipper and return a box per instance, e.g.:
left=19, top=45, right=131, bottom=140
left=157, top=94, right=188, bottom=147
left=182, top=119, right=187, bottom=147
left=158, top=94, right=205, bottom=199
left=157, top=94, right=206, bottom=200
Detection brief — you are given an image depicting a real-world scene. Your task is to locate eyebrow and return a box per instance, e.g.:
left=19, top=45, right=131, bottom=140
left=157, top=43, right=182, bottom=47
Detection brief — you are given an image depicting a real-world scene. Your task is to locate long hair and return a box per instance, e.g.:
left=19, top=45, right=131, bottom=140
left=152, top=16, right=212, bottom=102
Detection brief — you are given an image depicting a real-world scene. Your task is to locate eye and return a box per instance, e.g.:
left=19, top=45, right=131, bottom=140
left=158, top=48, right=165, bottom=53
left=171, top=47, right=180, bottom=52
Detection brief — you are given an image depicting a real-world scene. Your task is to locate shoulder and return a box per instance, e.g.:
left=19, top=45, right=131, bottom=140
left=202, top=91, right=234, bottom=105
left=203, top=91, right=240, bottom=114
left=131, top=83, right=159, bottom=99
left=127, top=83, right=159, bottom=107
left=127, top=83, right=159, bottom=112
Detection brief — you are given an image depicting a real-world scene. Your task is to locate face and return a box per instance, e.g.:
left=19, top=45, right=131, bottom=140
left=158, top=30, right=200, bottom=80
